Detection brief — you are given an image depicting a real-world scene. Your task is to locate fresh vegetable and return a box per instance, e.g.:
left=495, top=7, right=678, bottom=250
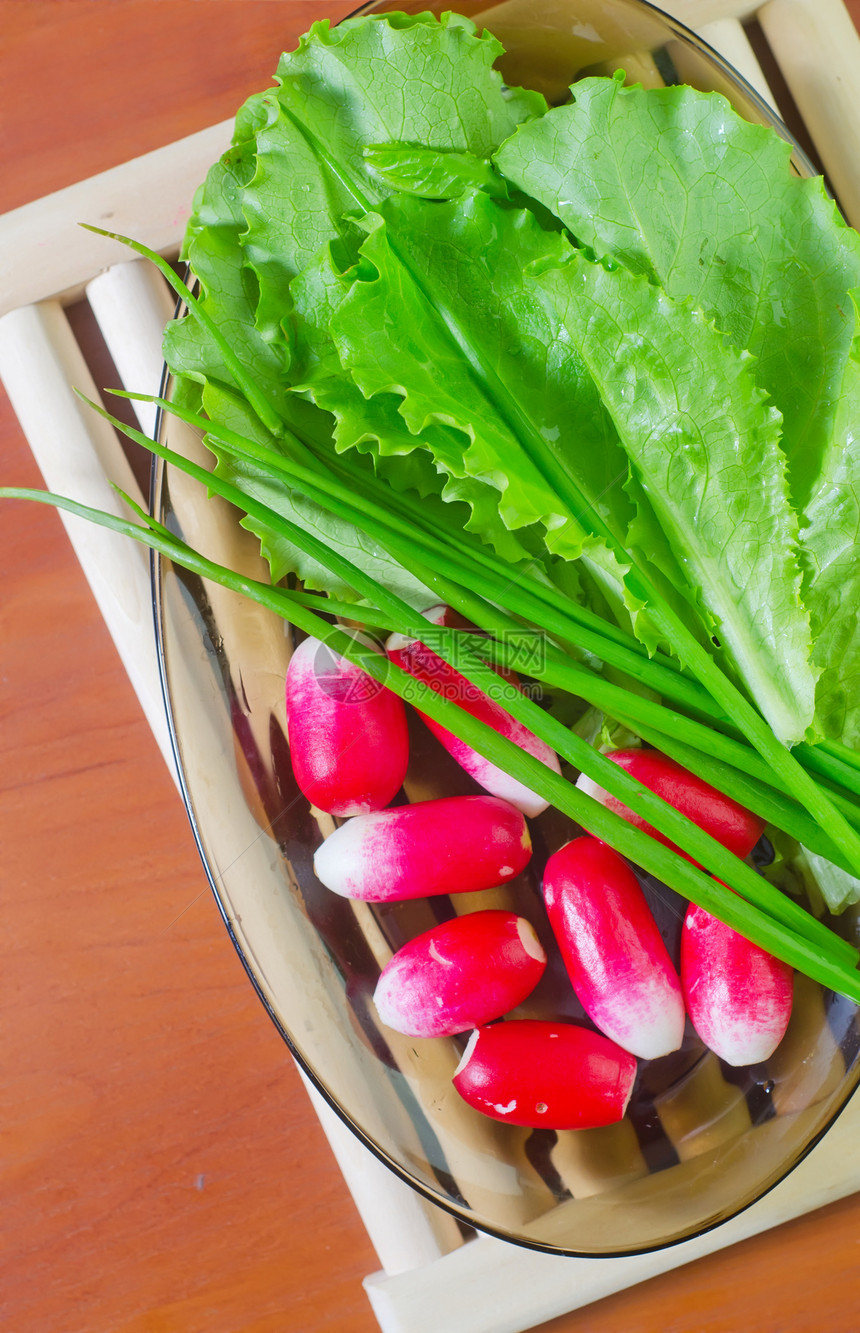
left=543, top=837, right=685, bottom=1060
left=313, top=794, right=531, bottom=900
left=495, top=75, right=860, bottom=750
left=576, top=749, right=766, bottom=866
left=285, top=633, right=408, bottom=815
left=372, top=910, right=546, bottom=1038
left=682, top=904, right=794, bottom=1066
left=386, top=626, right=560, bottom=817
left=4, top=8, right=860, bottom=1009
left=410, top=600, right=521, bottom=689
left=154, top=11, right=860, bottom=892
left=19, top=478, right=856, bottom=1002
left=580, top=747, right=793, bottom=1062
left=452, top=1020, right=637, bottom=1129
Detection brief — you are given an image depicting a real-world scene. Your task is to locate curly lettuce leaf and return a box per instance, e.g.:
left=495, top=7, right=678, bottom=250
left=287, top=233, right=546, bottom=568
left=162, top=10, right=557, bottom=598
left=764, top=827, right=860, bottom=915
left=362, top=143, right=507, bottom=199
left=331, top=195, right=625, bottom=556
left=529, top=256, right=816, bottom=746
left=331, top=190, right=816, bottom=741
left=495, top=76, right=860, bottom=512
left=159, top=109, right=420, bottom=601
left=242, top=10, right=546, bottom=345
left=163, top=95, right=291, bottom=413
left=801, top=295, right=860, bottom=746
left=326, top=191, right=700, bottom=651
left=160, top=94, right=435, bottom=604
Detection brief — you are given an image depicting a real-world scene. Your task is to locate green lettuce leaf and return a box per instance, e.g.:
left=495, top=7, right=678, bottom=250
left=330, top=190, right=816, bottom=741
left=529, top=256, right=816, bottom=745
left=163, top=95, right=290, bottom=414
left=160, top=91, right=437, bottom=605
left=242, top=10, right=545, bottom=346
left=362, top=143, right=507, bottom=199
left=801, top=295, right=860, bottom=745
left=163, top=10, right=555, bottom=596
left=494, top=75, right=860, bottom=511
left=326, top=189, right=675, bottom=642
left=764, top=828, right=860, bottom=915
left=330, top=194, right=625, bottom=558
left=287, top=233, right=546, bottom=568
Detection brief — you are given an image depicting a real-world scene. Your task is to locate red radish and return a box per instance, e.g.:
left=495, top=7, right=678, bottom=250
left=417, top=603, right=471, bottom=629
left=452, top=1020, right=637, bottom=1129
left=580, top=747, right=792, bottom=1065
left=543, top=837, right=685, bottom=1059
left=313, top=794, right=531, bottom=901
left=576, top=748, right=765, bottom=864
left=415, top=603, right=520, bottom=688
left=682, top=904, right=793, bottom=1065
left=286, top=634, right=408, bottom=816
left=386, top=609, right=560, bottom=818
left=373, top=910, right=546, bottom=1038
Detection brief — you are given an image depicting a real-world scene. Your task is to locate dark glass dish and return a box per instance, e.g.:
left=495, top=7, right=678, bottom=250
left=151, top=0, right=860, bottom=1256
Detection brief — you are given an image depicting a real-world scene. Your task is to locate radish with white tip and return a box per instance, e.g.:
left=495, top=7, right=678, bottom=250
left=313, top=794, right=531, bottom=901
left=543, top=837, right=685, bottom=1059
left=682, top=904, right=794, bottom=1066
left=576, top=748, right=766, bottom=864
left=580, top=748, right=792, bottom=1066
left=373, top=910, right=547, bottom=1038
left=452, top=1020, right=637, bottom=1129
left=286, top=634, right=408, bottom=816
left=386, top=609, right=560, bottom=818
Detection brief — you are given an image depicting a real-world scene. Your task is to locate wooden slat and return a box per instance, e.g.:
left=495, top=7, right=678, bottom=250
left=695, top=16, right=778, bottom=104
left=758, top=0, right=860, bottom=227
left=0, top=300, right=177, bottom=777
left=656, top=0, right=761, bottom=23
left=0, top=123, right=231, bottom=317
left=84, top=258, right=467, bottom=1281
left=366, top=1095, right=860, bottom=1330
left=85, top=261, right=177, bottom=437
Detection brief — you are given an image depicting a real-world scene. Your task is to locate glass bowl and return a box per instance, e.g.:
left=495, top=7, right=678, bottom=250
left=151, top=0, right=860, bottom=1256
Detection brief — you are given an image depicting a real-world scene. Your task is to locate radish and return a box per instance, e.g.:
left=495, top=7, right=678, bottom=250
left=580, top=748, right=792, bottom=1065
left=543, top=837, right=685, bottom=1059
left=373, top=910, right=547, bottom=1038
left=313, top=794, right=531, bottom=900
left=576, top=748, right=766, bottom=864
left=682, top=904, right=794, bottom=1065
left=386, top=609, right=560, bottom=817
left=452, top=1020, right=637, bottom=1129
left=286, top=634, right=408, bottom=816
left=414, top=603, right=520, bottom=688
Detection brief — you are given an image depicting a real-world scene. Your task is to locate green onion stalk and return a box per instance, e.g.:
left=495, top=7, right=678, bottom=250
left=4, top=479, right=860, bottom=1003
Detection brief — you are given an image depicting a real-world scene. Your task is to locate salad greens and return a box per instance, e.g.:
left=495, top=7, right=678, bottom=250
left=495, top=76, right=860, bottom=748
left=5, top=10, right=860, bottom=988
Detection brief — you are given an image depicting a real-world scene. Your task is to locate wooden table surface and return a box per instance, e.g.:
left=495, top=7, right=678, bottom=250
left=3, top=3, right=860, bottom=1330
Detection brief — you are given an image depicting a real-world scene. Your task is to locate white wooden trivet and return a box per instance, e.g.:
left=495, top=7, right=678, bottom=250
left=3, top=4, right=860, bottom=1329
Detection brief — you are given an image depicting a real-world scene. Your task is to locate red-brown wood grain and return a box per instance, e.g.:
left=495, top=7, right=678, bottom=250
left=3, top=4, right=860, bottom=1331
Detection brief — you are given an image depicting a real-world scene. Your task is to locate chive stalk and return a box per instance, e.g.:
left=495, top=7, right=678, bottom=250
left=5, top=481, right=859, bottom=1001
left=24, top=400, right=860, bottom=970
